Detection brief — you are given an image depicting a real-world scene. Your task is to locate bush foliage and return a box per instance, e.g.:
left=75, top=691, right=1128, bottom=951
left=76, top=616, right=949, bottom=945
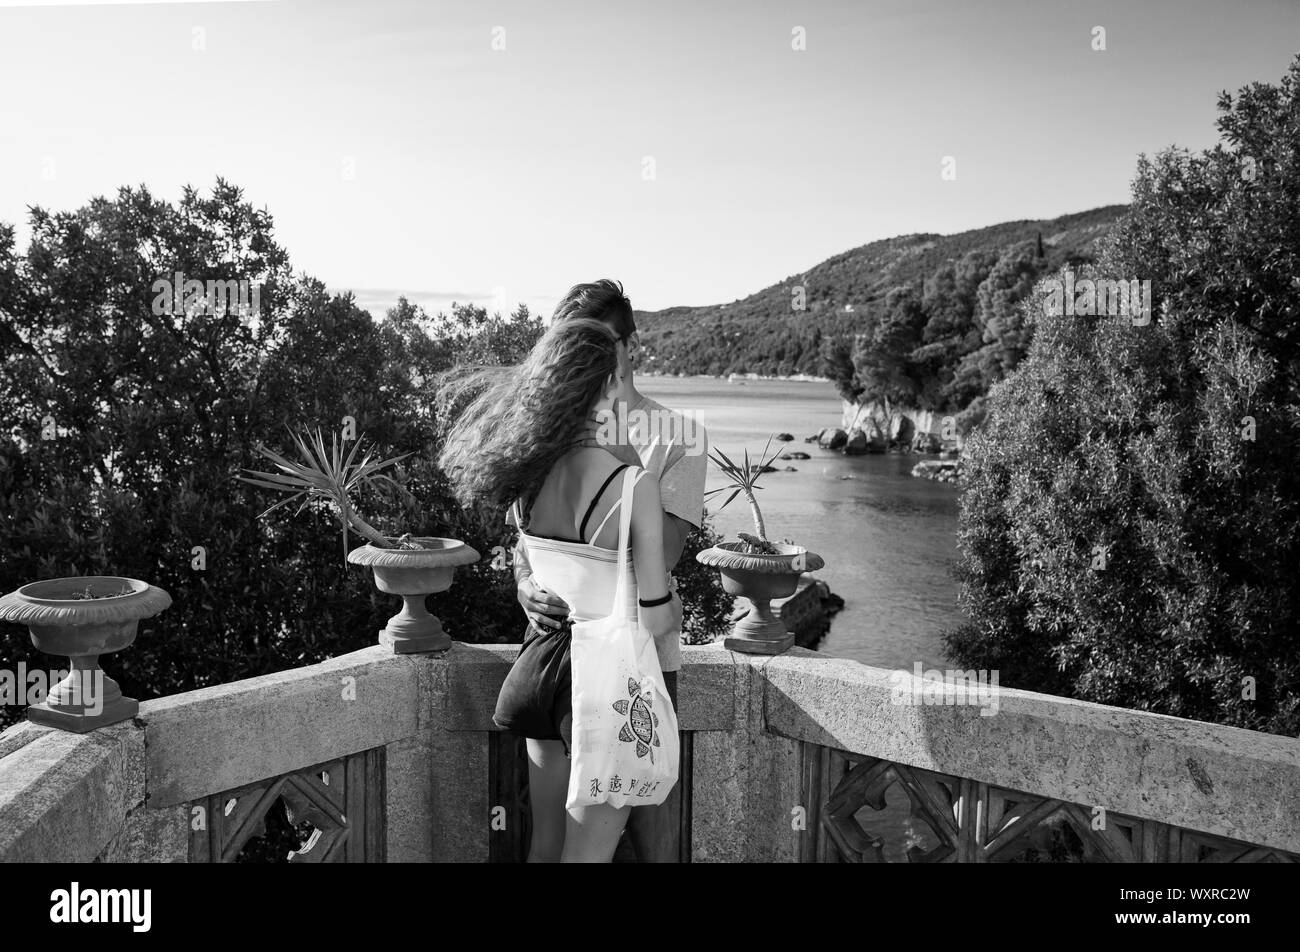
left=0, top=181, right=728, bottom=728
left=946, top=58, right=1300, bottom=734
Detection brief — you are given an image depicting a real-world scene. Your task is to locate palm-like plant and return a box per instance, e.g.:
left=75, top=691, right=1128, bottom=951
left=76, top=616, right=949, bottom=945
left=239, top=426, right=416, bottom=562
left=704, top=435, right=781, bottom=553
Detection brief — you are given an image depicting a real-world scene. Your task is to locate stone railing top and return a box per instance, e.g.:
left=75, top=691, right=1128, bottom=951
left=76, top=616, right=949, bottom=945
left=760, top=648, right=1300, bottom=852
left=2, top=642, right=1298, bottom=861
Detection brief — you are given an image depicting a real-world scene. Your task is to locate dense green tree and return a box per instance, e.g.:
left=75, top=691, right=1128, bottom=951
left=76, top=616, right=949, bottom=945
left=947, top=57, right=1300, bottom=734
left=818, top=336, right=862, bottom=402
left=851, top=285, right=927, bottom=407
left=0, top=182, right=731, bottom=729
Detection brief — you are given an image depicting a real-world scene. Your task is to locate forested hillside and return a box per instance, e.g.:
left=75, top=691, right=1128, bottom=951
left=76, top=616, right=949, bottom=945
left=635, top=205, right=1126, bottom=414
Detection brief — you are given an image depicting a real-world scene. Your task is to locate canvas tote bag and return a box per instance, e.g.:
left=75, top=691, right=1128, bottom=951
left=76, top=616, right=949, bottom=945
left=566, top=468, right=680, bottom=809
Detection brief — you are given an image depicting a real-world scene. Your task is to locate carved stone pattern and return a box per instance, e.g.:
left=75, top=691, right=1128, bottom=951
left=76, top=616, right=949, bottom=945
left=188, top=747, right=385, bottom=863
left=799, top=745, right=1299, bottom=863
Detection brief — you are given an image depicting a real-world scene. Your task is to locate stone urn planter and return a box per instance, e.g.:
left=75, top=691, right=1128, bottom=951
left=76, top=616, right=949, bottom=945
left=347, top=537, right=479, bottom=653
left=696, top=543, right=824, bottom=654
left=0, top=576, right=171, bottom=732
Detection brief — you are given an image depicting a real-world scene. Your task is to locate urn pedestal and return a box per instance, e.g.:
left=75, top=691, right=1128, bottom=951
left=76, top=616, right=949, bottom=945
left=0, top=576, right=171, bottom=733
left=696, top=544, right=824, bottom=655
left=347, top=538, right=480, bottom=653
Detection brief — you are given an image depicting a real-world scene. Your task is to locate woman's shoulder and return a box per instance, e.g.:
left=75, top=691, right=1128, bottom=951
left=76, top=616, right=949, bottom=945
left=629, top=466, right=662, bottom=507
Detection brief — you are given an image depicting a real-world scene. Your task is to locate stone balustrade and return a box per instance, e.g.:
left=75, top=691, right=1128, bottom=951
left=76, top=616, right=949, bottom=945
left=1, top=644, right=1297, bottom=862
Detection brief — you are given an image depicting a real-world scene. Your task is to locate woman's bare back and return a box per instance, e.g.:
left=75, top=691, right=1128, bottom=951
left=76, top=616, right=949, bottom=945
left=524, top=447, right=633, bottom=549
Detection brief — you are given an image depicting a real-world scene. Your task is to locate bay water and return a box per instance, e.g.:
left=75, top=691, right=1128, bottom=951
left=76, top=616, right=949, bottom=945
left=640, top=376, right=968, bottom=861
left=640, top=375, right=965, bottom=670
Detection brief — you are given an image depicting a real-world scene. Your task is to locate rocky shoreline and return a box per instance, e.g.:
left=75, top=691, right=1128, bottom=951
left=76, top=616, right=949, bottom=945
left=909, top=458, right=965, bottom=484
left=802, top=425, right=965, bottom=484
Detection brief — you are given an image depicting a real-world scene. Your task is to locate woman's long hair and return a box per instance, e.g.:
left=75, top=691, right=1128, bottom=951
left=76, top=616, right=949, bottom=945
left=438, top=315, right=621, bottom=514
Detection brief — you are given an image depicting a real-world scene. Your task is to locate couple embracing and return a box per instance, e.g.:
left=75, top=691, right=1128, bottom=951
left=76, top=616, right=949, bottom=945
left=438, top=279, right=708, bottom=863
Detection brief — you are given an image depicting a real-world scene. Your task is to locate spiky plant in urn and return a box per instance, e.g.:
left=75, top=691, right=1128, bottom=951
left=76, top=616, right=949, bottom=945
left=240, top=426, right=478, bottom=653
left=695, top=437, right=824, bottom=654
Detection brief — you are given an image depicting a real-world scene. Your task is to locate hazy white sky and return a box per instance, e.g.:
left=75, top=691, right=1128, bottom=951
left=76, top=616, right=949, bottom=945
left=1, top=0, right=1297, bottom=317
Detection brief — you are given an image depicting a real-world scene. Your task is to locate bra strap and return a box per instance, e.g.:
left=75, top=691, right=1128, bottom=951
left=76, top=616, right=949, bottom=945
left=588, top=468, right=646, bottom=544
left=578, top=463, right=630, bottom=541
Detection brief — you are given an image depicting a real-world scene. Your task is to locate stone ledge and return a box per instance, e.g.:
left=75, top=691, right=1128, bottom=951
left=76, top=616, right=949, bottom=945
left=96, top=803, right=190, bottom=862
left=0, top=720, right=142, bottom=863
left=760, top=650, right=1300, bottom=853
left=437, top=641, right=736, bottom=732
left=0, top=720, right=53, bottom=761
left=142, top=645, right=419, bottom=807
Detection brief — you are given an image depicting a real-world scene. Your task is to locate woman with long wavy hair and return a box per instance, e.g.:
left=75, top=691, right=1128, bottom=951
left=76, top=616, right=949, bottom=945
left=438, top=295, right=677, bottom=863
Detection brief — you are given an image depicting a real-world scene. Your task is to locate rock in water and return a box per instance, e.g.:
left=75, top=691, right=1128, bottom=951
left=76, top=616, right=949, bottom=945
left=775, top=432, right=794, bottom=442
left=818, top=427, right=848, bottom=450
left=843, top=427, right=869, bottom=455
left=912, top=432, right=941, bottom=454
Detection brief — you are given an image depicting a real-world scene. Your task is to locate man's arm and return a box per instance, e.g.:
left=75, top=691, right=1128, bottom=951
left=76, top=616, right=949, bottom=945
left=654, top=423, right=708, bottom=633
left=662, top=512, right=691, bottom=571
left=511, top=518, right=569, bottom=629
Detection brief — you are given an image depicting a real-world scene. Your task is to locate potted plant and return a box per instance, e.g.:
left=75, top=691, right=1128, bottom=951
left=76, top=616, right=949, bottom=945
left=695, top=437, right=824, bottom=654
left=240, top=426, right=478, bottom=654
left=0, top=576, right=172, bottom=732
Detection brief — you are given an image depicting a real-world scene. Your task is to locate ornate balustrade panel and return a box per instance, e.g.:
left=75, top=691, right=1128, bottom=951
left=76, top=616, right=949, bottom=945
left=188, top=748, right=386, bottom=863
left=798, top=746, right=1300, bottom=863
left=765, top=649, right=1300, bottom=858
left=0, top=646, right=414, bottom=863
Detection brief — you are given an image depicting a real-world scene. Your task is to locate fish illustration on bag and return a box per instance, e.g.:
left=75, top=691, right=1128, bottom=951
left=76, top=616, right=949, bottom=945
left=613, top=677, right=661, bottom=763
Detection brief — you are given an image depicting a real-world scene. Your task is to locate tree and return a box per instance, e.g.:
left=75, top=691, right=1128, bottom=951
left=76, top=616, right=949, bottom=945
left=0, top=181, right=729, bottom=730
left=818, top=335, right=862, bottom=402
left=946, top=57, right=1300, bottom=735
left=849, top=285, right=927, bottom=407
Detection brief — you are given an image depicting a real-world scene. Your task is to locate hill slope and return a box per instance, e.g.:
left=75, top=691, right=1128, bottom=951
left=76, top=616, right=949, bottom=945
left=635, top=205, right=1127, bottom=386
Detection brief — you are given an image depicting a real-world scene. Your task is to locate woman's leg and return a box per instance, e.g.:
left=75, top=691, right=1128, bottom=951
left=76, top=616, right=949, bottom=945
left=525, top=738, right=570, bottom=863
left=562, top=802, right=632, bottom=862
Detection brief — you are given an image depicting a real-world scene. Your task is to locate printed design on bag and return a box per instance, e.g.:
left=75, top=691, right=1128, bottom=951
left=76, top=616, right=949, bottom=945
left=587, top=776, right=663, bottom=800
left=612, top=677, right=662, bottom=763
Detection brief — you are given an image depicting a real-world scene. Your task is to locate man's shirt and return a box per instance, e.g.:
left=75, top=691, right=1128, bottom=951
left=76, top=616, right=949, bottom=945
left=626, top=392, right=708, bottom=674
left=627, top=393, right=708, bottom=530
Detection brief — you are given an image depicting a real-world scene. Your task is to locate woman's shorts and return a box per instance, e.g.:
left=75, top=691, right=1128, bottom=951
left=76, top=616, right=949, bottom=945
left=494, top=617, right=679, bottom=758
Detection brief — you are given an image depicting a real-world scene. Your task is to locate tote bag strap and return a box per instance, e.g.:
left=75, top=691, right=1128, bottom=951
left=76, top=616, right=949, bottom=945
left=611, top=467, right=646, bottom=621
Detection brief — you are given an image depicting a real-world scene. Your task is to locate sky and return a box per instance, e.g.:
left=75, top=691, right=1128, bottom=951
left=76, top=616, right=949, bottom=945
left=1, top=0, right=1298, bottom=318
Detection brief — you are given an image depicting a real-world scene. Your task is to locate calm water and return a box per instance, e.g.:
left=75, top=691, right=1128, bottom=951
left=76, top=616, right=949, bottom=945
left=640, top=376, right=966, bottom=861
left=639, top=376, right=964, bottom=670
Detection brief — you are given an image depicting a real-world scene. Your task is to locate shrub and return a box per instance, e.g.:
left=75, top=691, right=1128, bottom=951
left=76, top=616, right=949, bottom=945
left=0, top=180, right=731, bottom=729
left=946, top=58, right=1300, bottom=734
